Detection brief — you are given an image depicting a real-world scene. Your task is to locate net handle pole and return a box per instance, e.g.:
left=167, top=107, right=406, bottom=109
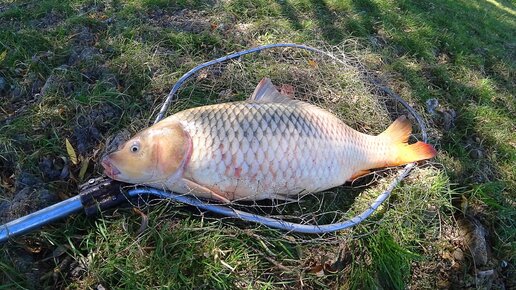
left=0, top=195, right=83, bottom=243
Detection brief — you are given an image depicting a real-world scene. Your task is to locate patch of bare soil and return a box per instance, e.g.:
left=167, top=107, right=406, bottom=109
left=1, top=72, right=45, bottom=125
left=0, top=173, right=58, bottom=223
left=144, top=7, right=255, bottom=46
left=410, top=215, right=511, bottom=289
left=28, top=10, right=64, bottom=30
left=0, top=173, right=60, bottom=287
left=147, top=9, right=212, bottom=33
left=75, top=104, right=120, bottom=154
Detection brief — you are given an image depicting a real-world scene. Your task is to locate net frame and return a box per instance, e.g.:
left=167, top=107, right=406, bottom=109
left=126, top=43, right=428, bottom=234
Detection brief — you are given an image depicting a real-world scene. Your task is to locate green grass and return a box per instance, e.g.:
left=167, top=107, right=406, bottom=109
left=74, top=217, right=262, bottom=288
left=1, top=0, right=515, bottom=289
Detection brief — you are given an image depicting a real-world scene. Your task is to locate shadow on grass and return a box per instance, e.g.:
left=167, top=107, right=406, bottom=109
left=274, top=0, right=515, bottom=286
left=308, top=0, right=345, bottom=43
left=275, top=0, right=303, bottom=31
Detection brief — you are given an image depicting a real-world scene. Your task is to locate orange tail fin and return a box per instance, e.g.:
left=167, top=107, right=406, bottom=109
left=379, top=116, right=437, bottom=166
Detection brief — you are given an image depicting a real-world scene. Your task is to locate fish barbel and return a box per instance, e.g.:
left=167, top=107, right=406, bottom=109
left=101, top=78, right=436, bottom=202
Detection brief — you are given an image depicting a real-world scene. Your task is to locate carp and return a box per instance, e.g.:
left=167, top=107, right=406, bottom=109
left=102, top=78, right=436, bottom=202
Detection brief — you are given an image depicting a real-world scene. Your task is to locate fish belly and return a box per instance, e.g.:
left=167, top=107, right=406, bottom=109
left=171, top=102, right=368, bottom=201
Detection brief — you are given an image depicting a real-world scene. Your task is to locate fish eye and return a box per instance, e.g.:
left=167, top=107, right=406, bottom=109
left=129, top=142, right=140, bottom=153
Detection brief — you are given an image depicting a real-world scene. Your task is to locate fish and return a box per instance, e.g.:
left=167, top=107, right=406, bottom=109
left=101, top=78, right=436, bottom=202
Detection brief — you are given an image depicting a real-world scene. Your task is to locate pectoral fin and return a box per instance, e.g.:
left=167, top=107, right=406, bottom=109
left=181, top=178, right=231, bottom=203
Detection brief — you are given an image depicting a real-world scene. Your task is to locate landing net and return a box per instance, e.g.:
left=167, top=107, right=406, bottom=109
left=127, top=43, right=429, bottom=235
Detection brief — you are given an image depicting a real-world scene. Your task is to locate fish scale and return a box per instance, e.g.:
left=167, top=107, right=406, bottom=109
left=172, top=101, right=352, bottom=201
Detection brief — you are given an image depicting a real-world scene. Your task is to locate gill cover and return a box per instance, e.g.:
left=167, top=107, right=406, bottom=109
left=105, top=119, right=191, bottom=184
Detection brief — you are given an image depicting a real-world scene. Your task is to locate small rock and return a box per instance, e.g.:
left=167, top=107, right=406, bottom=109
left=425, top=98, right=457, bottom=130
left=73, top=105, right=120, bottom=155
left=425, top=98, right=439, bottom=115
left=453, top=248, right=464, bottom=261
left=39, top=157, right=58, bottom=180
left=478, top=269, right=494, bottom=276
left=78, top=104, right=119, bottom=127
left=39, top=188, right=59, bottom=206
left=470, top=149, right=483, bottom=159
left=78, top=47, right=100, bottom=62
left=468, top=220, right=489, bottom=266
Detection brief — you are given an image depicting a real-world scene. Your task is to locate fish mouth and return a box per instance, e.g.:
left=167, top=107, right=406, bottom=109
left=101, top=156, right=121, bottom=179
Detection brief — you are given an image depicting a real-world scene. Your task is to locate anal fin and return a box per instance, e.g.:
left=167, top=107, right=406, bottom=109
left=348, top=170, right=370, bottom=181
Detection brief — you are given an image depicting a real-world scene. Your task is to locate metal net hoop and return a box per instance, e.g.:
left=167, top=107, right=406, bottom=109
left=127, top=43, right=428, bottom=235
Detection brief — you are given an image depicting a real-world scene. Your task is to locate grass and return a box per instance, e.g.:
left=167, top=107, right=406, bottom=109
left=1, top=0, right=515, bottom=289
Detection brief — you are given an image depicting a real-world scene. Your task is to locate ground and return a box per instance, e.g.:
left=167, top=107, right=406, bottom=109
left=0, top=0, right=515, bottom=289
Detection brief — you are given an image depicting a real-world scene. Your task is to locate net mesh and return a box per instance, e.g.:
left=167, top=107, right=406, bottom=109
left=133, top=43, right=427, bottom=240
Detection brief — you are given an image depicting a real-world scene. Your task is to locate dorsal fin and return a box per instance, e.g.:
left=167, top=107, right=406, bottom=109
left=249, top=78, right=293, bottom=103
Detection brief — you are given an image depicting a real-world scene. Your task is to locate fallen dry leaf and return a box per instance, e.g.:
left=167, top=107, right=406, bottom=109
left=65, top=138, right=78, bottom=165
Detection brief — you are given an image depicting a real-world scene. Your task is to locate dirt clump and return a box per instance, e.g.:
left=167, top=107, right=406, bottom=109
left=0, top=172, right=58, bottom=223
left=425, top=98, right=457, bottom=131
left=74, top=104, right=120, bottom=156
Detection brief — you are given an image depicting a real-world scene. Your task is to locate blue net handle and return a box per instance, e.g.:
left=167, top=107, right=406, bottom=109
left=129, top=43, right=428, bottom=234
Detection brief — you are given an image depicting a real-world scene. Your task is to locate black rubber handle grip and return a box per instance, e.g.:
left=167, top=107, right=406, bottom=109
left=79, top=177, right=127, bottom=216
